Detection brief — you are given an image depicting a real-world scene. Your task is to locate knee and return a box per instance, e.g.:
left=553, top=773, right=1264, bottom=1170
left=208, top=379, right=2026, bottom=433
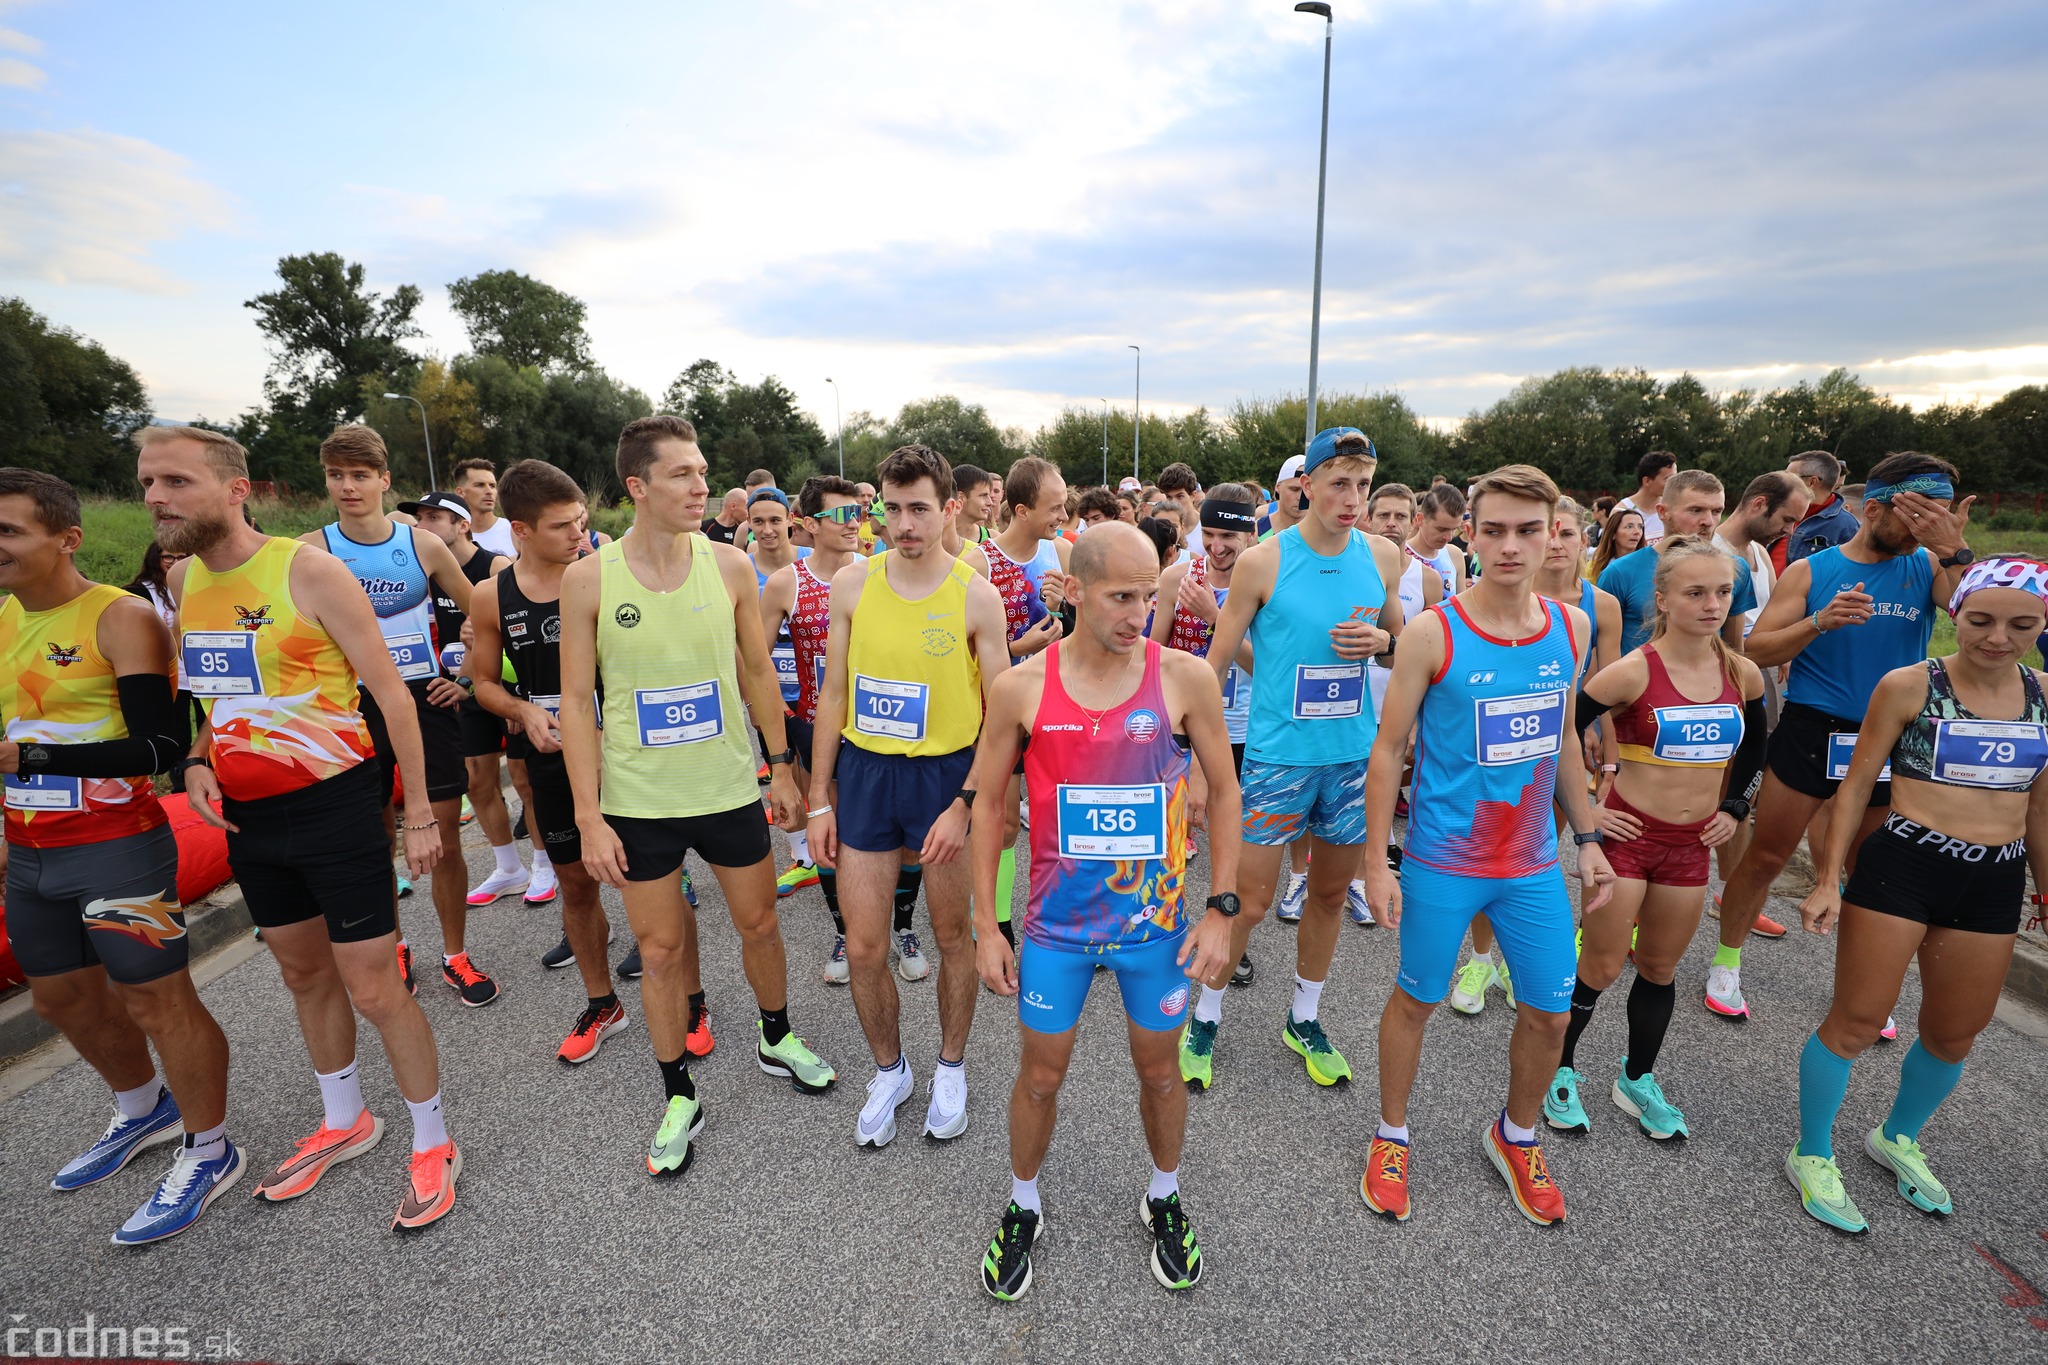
left=1632, top=956, right=1679, bottom=986
left=844, top=930, right=889, bottom=973
left=1825, top=1006, right=1888, bottom=1056
left=1133, top=1054, right=1179, bottom=1098
left=29, top=979, right=95, bottom=1027
left=731, top=907, right=781, bottom=947
left=927, top=910, right=971, bottom=954
left=439, top=828, right=463, bottom=859
left=1520, top=1007, right=1569, bottom=1041
left=1739, top=836, right=1796, bottom=880
left=275, top=953, right=339, bottom=999
left=348, top=973, right=415, bottom=1026
left=1916, top=1030, right=1979, bottom=1065
left=1387, top=990, right=1434, bottom=1027
left=636, top=937, right=685, bottom=978
left=116, top=980, right=184, bottom=1034
left=1018, top=1062, right=1065, bottom=1105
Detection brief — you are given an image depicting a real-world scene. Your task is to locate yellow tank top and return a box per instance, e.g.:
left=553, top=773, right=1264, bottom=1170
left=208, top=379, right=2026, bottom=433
left=180, top=537, right=374, bottom=801
left=0, top=584, right=169, bottom=848
left=595, top=535, right=760, bottom=818
left=842, top=552, right=983, bottom=756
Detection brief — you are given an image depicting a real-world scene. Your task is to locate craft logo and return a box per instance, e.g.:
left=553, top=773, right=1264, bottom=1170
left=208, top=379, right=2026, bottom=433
left=1467, top=670, right=1496, bottom=686
left=42, top=642, right=82, bottom=668
left=1159, top=984, right=1189, bottom=1018
left=1124, top=708, right=1161, bottom=743
left=615, top=603, right=641, bottom=629
left=234, top=604, right=272, bottom=631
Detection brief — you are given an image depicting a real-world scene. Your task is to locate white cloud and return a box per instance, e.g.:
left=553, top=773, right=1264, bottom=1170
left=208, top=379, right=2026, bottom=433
left=0, top=128, right=230, bottom=293
left=0, top=54, right=39, bottom=86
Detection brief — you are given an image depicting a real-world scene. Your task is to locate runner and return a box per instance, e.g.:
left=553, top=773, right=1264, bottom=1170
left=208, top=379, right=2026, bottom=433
left=969, top=521, right=1240, bottom=1299
left=1551, top=537, right=1767, bottom=1139
left=451, top=458, right=517, bottom=560
left=0, top=468, right=237, bottom=1244
left=138, top=424, right=462, bottom=1231
left=1785, top=557, right=2046, bottom=1232
left=1614, top=451, right=1676, bottom=544
left=560, top=416, right=836, bottom=1178
left=1709, top=453, right=1974, bottom=1022
left=1182, top=427, right=1406, bottom=1091
left=299, top=427, right=497, bottom=1007
left=806, top=444, right=1010, bottom=1148
left=1256, top=455, right=1304, bottom=540
left=1597, top=470, right=1754, bottom=655
left=1360, top=463, right=1614, bottom=1227
left=952, top=465, right=999, bottom=548
left=1362, top=483, right=1444, bottom=728
left=1408, top=483, right=1467, bottom=597
left=855, top=482, right=884, bottom=556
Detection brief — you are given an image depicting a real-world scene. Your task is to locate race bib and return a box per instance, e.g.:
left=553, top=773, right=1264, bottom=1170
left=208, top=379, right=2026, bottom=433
left=1826, top=732, right=1892, bottom=783
left=1930, top=719, right=2048, bottom=789
left=1651, top=703, right=1742, bottom=764
left=772, top=641, right=800, bottom=703
left=1221, top=665, right=1240, bottom=710
left=634, top=681, right=724, bottom=747
left=384, top=630, right=436, bottom=682
left=1475, top=689, right=1566, bottom=766
left=4, top=773, right=82, bottom=811
left=182, top=631, right=262, bottom=697
left=1293, top=663, right=1365, bottom=720
left=852, top=674, right=929, bottom=742
left=1055, top=783, right=1167, bottom=860
left=529, top=693, right=562, bottom=720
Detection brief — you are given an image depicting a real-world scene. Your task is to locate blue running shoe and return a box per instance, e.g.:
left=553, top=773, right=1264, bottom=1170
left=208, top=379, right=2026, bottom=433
left=52, top=1089, right=184, bottom=1191
left=1275, top=873, right=1307, bottom=924
left=396, top=870, right=414, bottom=899
left=112, top=1141, right=245, bottom=1246
left=681, top=866, right=698, bottom=908
left=1345, top=880, right=1374, bottom=926
left=1612, top=1063, right=1689, bottom=1140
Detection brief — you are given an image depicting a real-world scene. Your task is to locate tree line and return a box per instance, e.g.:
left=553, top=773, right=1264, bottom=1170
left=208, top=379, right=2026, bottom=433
left=6, top=253, right=2044, bottom=504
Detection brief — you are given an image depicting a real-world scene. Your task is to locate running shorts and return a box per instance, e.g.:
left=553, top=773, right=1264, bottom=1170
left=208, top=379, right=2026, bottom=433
left=1240, top=758, right=1367, bottom=847
left=1600, top=788, right=1712, bottom=888
left=834, top=742, right=974, bottom=855
left=604, top=799, right=771, bottom=882
left=361, top=682, right=468, bottom=806
left=458, top=698, right=507, bottom=758
left=1844, top=812, right=2025, bottom=936
left=524, top=752, right=582, bottom=865
left=222, top=762, right=397, bottom=944
left=1394, top=861, right=1576, bottom=1014
left=4, top=825, right=185, bottom=984
left=1017, top=931, right=1191, bottom=1035
left=1767, top=701, right=1892, bottom=807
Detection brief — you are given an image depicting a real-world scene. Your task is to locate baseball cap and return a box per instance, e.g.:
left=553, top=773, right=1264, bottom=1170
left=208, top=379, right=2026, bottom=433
left=397, top=491, right=472, bottom=520
left=1303, top=426, right=1376, bottom=475
left=748, top=487, right=790, bottom=509
left=1277, top=454, right=1305, bottom=483
left=1118, top=477, right=1143, bottom=493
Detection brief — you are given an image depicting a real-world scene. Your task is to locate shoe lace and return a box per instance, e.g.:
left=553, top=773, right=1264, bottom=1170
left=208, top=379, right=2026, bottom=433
left=92, top=1109, right=132, bottom=1145
left=1294, top=1017, right=1333, bottom=1054
left=656, top=1098, right=692, bottom=1145
left=1184, top=1021, right=1215, bottom=1057
left=831, top=937, right=848, bottom=963
left=993, top=1204, right=1036, bottom=1269
left=408, top=1144, right=448, bottom=1191
left=1519, top=1142, right=1556, bottom=1190
left=899, top=930, right=923, bottom=956
left=154, top=1146, right=209, bottom=1206
left=1804, top=1157, right=1845, bottom=1200
left=1151, top=1196, right=1191, bottom=1250
left=1632, top=1072, right=1670, bottom=1110
left=447, top=955, right=487, bottom=987
left=1373, top=1139, right=1408, bottom=1183
left=570, top=1003, right=609, bottom=1038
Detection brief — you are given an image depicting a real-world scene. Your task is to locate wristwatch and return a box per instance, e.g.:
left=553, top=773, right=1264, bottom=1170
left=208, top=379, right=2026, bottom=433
left=1939, top=547, right=1975, bottom=568
left=1572, top=830, right=1605, bottom=846
left=172, top=756, right=212, bottom=788
left=957, top=787, right=978, bottom=809
left=1718, top=797, right=1752, bottom=822
left=14, top=743, right=51, bottom=777
left=1206, top=892, right=1241, bottom=918
left=763, top=748, right=797, bottom=768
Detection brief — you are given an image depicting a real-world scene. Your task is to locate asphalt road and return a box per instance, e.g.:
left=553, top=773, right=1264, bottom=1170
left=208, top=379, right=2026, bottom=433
left=3, top=811, right=2047, bottom=1365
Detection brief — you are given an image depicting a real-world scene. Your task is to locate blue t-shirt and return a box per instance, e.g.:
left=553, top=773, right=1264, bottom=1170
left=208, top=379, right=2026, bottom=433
left=1598, top=543, right=1756, bottom=656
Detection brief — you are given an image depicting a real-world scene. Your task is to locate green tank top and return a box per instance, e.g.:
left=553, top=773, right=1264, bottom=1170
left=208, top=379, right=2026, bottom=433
left=594, top=535, right=760, bottom=818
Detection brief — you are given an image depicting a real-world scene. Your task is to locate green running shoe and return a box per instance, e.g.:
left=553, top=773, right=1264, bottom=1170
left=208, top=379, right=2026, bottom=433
left=1448, top=958, right=1495, bottom=1015
left=756, top=1023, right=837, bottom=1094
left=646, top=1094, right=704, bottom=1179
left=1784, top=1148, right=1867, bottom=1233
left=1864, top=1127, right=1952, bottom=1215
left=1283, top=1016, right=1352, bottom=1087
left=1612, top=1064, right=1689, bottom=1140
left=1497, top=960, right=1516, bottom=1009
left=1141, top=1192, right=1203, bottom=1290
left=980, top=1202, right=1044, bottom=1301
left=1543, top=1066, right=1590, bottom=1134
left=1179, top=1019, right=1216, bottom=1091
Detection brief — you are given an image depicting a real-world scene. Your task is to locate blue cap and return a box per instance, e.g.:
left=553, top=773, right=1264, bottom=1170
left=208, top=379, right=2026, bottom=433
left=1304, top=426, right=1376, bottom=474
left=748, top=487, right=789, bottom=509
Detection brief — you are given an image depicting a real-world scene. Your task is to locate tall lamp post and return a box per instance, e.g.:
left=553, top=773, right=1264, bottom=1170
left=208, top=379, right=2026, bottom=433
left=1296, top=1, right=1334, bottom=449
left=1098, top=399, right=1110, bottom=487
left=1128, top=344, right=1141, bottom=481
left=825, top=377, right=845, bottom=476
left=383, top=391, right=436, bottom=490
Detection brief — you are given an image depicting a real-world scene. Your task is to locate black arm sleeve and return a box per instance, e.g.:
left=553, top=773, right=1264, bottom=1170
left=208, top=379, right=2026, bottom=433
left=33, top=674, right=187, bottom=778
left=1723, top=696, right=1769, bottom=809
left=1574, top=690, right=1614, bottom=739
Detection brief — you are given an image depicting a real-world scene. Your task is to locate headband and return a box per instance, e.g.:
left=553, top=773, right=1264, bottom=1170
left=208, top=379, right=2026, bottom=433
left=1200, top=499, right=1258, bottom=533
left=1947, top=556, right=2048, bottom=618
left=1865, top=473, right=1953, bottom=504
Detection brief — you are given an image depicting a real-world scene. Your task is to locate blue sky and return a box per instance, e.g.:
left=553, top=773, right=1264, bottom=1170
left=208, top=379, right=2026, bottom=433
left=3, top=0, right=2044, bottom=434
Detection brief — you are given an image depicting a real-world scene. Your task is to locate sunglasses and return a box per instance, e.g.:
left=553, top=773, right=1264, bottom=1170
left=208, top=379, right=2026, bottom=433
left=811, top=504, right=863, bottom=525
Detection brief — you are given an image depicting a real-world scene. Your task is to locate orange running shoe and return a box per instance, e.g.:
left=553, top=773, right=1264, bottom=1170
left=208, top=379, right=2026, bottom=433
left=686, top=1004, right=714, bottom=1059
left=1360, top=1134, right=1411, bottom=1222
left=253, top=1110, right=383, bottom=1203
left=558, top=1000, right=629, bottom=1065
left=397, top=941, right=416, bottom=997
left=393, top=1141, right=462, bottom=1230
left=1484, top=1115, right=1566, bottom=1226
left=1751, top=911, right=1789, bottom=939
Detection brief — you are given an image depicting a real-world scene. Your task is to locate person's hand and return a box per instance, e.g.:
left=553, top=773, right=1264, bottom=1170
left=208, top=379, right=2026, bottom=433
left=767, top=766, right=803, bottom=832
left=1176, top=908, right=1235, bottom=983
left=1698, top=811, right=1739, bottom=849
left=1038, top=576, right=1066, bottom=615
left=580, top=817, right=630, bottom=888
left=186, top=763, right=239, bottom=833
left=399, top=809, right=443, bottom=879
left=1329, top=620, right=1389, bottom=661
left=808, top=807, right=840, bottom=871
left=1013, top=614, right=1060, bottom=657
left=919, top=798, right=970, bottom=865
left=0, top=740, right=18, bottom=775
left=1799, top=882, right=1842, bottom=936
left=1366, top=859, right=1403, bottom=928
left=1817, top=583, right=1874, bottom=631
left=977, top=928, right=1019, bottom=995
left=1595, top=802, right=1643, bottom=842
left=1176, top=573, right=1219, bottom=624
left=425, top=677, right=467, bottom=709
left=520, top=703, right=563, bottom=753
left=1576, top=843, right=1617, bottom=914
left=1889, top=490, right=1975, bottom=559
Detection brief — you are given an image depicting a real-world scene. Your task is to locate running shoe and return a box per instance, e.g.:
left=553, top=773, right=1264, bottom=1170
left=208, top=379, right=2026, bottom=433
left=558, top=1000, right=629, bottom=1065
left=393, top=1141, right=461, bottom=1231
left=460, top=796, right=474, bottom=825
left=524, top=861, right=558, bottom=905
left=53, top=1089, right=183, bottom=1190
left=686, top=1004, right=714, bottom=1059
left=1879, top=1015, right=1899, bottom=1042
left=1283, top=1016, right=1351, bottom=1086
left=1345, top=881, right=1374, bottom=926
left=440, top=952, right=500, bottom=1007
left=895, top=929, right=932, bottom=982
left=1142, top=1192, right=1203, bottom=1290
left=824, top=934, right=850, bottom=984
left=777, top=862, right=820, bottom=898
left=647, top=1095, right=704, bottom=1178
left=924, top=1062, right=968, bottom=1139
left=1612, top=1065, right=1689, bottom=1140
left=1784, top=1148, right=1868, bottom=1233
left=1179, top=1019, right=1216, bottom=1091
left=464, top=867, right=528, bottom=907
left=1484, top=1115, right=1566, bottom=1226
left=1704, top=964, right=1748, bottom=1020
left=397, top=940, right=417, bottom=997
left=1275, top=872, right=1308, bottom=923
left=756, top=760, right=770, bottom=784
left=1543, top=1067, right=1590, bottom=1135
left=1497, top=960, right=1516, bottom=1009
left=1751, top=911, right=1788, bottom=939
left=681, top=867, right=697, bottom=907
left=253, top=1110, right=384, bottom=1202
left=1863, top=1127, right=1953, bottom=1215
left=1360, top=1134, right=1411, bottom=1222
left=980, top=1202, right=1044, bottom=1301
left=1231, top=953, right=1254, bottom=988
left=857, top=1064, right=915, bottom=1147
left=618, top=944, right=644, bottom=979
left=757, top=1023, right=836, bottom=1094
left=396, top=870, right=414, bottom=899
left=1394, top=792, right=1411, bottom=819
left=1449, top=958, right=1495, bottom=1016
left=543, top=923, right=615, bottom=970
left=112, top=1141, right=244, bottom=1246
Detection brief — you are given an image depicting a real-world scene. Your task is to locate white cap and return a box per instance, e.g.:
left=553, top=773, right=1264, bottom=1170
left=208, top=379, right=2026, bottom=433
left=1278, top=454, right=1305, bottom=482
left=1118, top=476, right=1143, bottom=493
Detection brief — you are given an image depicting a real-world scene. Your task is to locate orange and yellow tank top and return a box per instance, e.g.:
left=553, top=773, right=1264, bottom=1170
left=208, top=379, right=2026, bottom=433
left=0, top=583, right=169, bottom=848
left=179, top=537, right=374, bottom=801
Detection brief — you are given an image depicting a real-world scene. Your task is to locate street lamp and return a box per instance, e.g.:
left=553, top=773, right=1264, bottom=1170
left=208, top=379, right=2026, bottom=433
left=1128, top=345, right=1141, bottom=481
left=824, top=377, right=845, bottom=476
left=1098, top=399, right=1110, bottom=488
left=383, top=391, right=436, bottom=490
left=1296, top=1, right=1334, bottom=450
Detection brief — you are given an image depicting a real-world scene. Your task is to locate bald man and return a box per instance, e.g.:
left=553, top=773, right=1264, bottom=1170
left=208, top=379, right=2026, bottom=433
left=702, top=489, right=748, bottom=546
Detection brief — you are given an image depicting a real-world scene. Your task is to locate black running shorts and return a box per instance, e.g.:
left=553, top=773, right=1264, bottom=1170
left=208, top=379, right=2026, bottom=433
left=1843, top=812, right=2025, bottom=936
left=603, top=800, right=771, bottom=883
left=1766, top=701, right=1892, bottom=807
left=524, top=752, right=582, bottom=865
left=222, top=763, right=398, bottom=943
left=361, top=682, right=468, bottom=806
left=4, top=825, right=186, bottom=985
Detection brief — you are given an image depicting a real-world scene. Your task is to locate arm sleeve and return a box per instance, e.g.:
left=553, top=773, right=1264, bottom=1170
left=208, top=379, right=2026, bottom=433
left=1725, top=696, right=1769, bottom=806
left=33, top=673, right=187, bottom=778
left=1574, top=690, right=1614, bottom=738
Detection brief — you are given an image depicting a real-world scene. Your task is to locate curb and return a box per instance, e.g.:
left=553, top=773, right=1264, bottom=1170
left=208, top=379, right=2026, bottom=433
left=2005, top=934, right=2048, bottom=1018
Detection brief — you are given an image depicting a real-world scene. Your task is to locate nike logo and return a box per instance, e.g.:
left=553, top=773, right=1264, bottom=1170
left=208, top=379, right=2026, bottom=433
left=927, top=611, right=950, bottom=620
left=341, top=914, right=373, bottom=931
left=692, top=604, right=708, bottom=612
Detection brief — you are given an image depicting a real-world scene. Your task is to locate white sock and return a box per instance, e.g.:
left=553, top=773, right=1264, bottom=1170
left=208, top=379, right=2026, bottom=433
left=1147, top=1165, right=1179, bottom=1201
left=491, top=842, right=524, bottom=876
left=1291, top=975, right=1326, bottom=1024
left=789, top=830, right=810, bottom=863
left=182, top=1121, right=227, bottom=1163
left=1470, top=947, right=1493, bottom=968
left=443, top=952, right=463, bottom=967
left=114, top=1075, right=164, bottom=1120
left=407, top=1091, right=449, bottom=1153
left=1011, top=1173, right=1042, bottom=1213
left=1194, top=985, right=1226, bottom=1025
left=316, top=1060, right=365, bottom=1131
left=531, top=847, right=554, bottom=876
left=1376, top=1118, right=1409, bottom=1143
left=1500, top=1111, right=1536, bottom=1145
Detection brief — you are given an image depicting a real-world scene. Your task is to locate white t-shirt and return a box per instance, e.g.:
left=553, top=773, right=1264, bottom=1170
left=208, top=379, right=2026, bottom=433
left=1715, top=533, right=1777, bottom=635
left=472, top=517, right=517, bottom=559
left=1617, top=495, right=1665, bottom=542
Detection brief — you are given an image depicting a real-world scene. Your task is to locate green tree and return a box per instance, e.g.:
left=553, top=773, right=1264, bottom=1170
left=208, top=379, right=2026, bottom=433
left=447, top=269, right=593, bottom=372
left=1984, top=385, right=2048, bottom=491
left=885, top=396, right=1023, bottom=473
left=0, top=297, right=150, bottom=492
left=245, top=253, right=422, bottom=432
left=664, top=361, right=827, bottom=493
left=360, top=358, right=484, bottom=493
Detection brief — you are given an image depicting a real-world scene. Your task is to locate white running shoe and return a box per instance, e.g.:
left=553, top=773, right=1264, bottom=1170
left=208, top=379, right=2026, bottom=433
left=924, top=1062, right=968, bottom=1140
left=465, top=867, right=529, bottom=907
left=1705, top=964, right=1748, bottom=1020
left=857, top=1064, right=915, bottom=1148
left=1345, top=880, right=1374, bottom=926
left=895, top=929, right=931, bottom=982
left=523, top=860, right=558, bottom=905
left=1275, top=873, right=1308, bottom=923
left=824, top=934, right=850, bottom=985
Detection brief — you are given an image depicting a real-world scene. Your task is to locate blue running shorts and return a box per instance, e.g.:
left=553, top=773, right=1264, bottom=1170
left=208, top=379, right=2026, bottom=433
left=1017, top=931, right=1192, bottom=1035
left=835, top=741, right=974, bottom=855
left=1239, top=758, right=1368, bottom=847
left=1394, top=861, right=1577, bottom=1014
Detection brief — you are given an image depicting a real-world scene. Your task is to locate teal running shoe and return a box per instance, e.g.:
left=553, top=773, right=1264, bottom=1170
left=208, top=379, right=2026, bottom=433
left=1612, top=1064, right=1689, bottom=1140
left=1863, top=1127, right=1952, bottom=1215
left=646, top=1095, right=704, bottom=1178
left=1543, top=1066, right=1590, bottom=1134
left=1784, top=1148, right=1867, bottom=1233
left=1283, top=1016, right=1352, bottom=1086
left=1179, top=1019, right=1216, bottom=1091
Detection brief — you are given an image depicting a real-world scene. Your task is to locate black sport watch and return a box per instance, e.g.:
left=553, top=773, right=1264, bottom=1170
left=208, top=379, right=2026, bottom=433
left=172, top=756, right=212, bottom=789
left=1939, top=547, right=1975, bottom=569
left=1572, top=830, right=1605, bottom=847
left=764, top=748, right=797, bottom=768
left=1207, top=893, right=1241, bottom=918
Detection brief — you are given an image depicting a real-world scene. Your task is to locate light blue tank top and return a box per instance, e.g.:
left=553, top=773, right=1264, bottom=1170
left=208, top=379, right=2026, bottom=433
left=321, top=522, right=437, bottom=682
left=1245, top=526, right=1385, bottom=766
left=1217, top=586, right=1251, bottom=745
left=1577, top=579, right=1600, bottom=663
left=1786, top=545, right=1935, bottom=720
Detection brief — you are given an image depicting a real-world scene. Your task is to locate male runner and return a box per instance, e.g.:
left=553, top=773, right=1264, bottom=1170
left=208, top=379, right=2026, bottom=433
left=300, top=427, right=497, bottom=1007
left=1614, top=451, right=1677, bottom=544
left=970, top=522, right=1240, bottom=1299
left=1183, top=427, right=1406, bottom=1091
left=1597, top=470, right=1754, bottom=655
left=1364, top=483, right=1444, bottom=723
left=807, top=445, right=1010, bottom=1148
left=561, top=415, right=835, bottom=1179
left=451, top=458, right=516, bottom=560
left=952, top=465, right=999, bottom=548
left=1775, top=450, right=1859, bottom=572
left=1156, top=463, right=1204, bottom=553
left=855, top=482, right=885, bottom=556
left=702, top=488, right=748, bottom=547
left=0, top=468, right=235, bottom=1244
left=1257, top=455, right=1305, bottom=541
left=1360, top=463, right=1614, bottom=1227
left=1077, top=488, right=1123, bottom=528
left=1408, top=483, right=1468, bottom=596
left=139, top=424, right=461, bottom=1230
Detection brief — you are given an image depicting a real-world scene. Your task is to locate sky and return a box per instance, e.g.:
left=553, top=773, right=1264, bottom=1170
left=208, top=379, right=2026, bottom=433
left=2, top=0, right=2045, bottom=436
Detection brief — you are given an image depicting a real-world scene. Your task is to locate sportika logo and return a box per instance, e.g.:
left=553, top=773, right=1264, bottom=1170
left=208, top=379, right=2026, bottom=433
left=1040, top=723, right=1084, bottom=733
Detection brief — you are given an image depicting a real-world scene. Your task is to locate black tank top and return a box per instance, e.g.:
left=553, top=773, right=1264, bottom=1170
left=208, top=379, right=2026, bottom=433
left=497, top=564, right=562, bottom=704
left=432, top=542, right=499, bottom=654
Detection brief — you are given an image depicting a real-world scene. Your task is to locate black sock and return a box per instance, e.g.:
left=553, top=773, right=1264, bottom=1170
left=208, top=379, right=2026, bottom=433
left=998, top=917, right=1016, bottom=949
left=819, top=868, right=844, bottom=934
left=1625, top=977, right=1677, bottom=1079
left=760, top=1005, right=790, bottom=1046
left=658, top=1053, right=694, bottom=1101
left=590, top=991, right=619, bottom=1012
left=688, top=990, right=707, bottom=1033
left=894, top=864, right=922, bottom=933
left=1560, top=978, right=1602, bottom=1071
